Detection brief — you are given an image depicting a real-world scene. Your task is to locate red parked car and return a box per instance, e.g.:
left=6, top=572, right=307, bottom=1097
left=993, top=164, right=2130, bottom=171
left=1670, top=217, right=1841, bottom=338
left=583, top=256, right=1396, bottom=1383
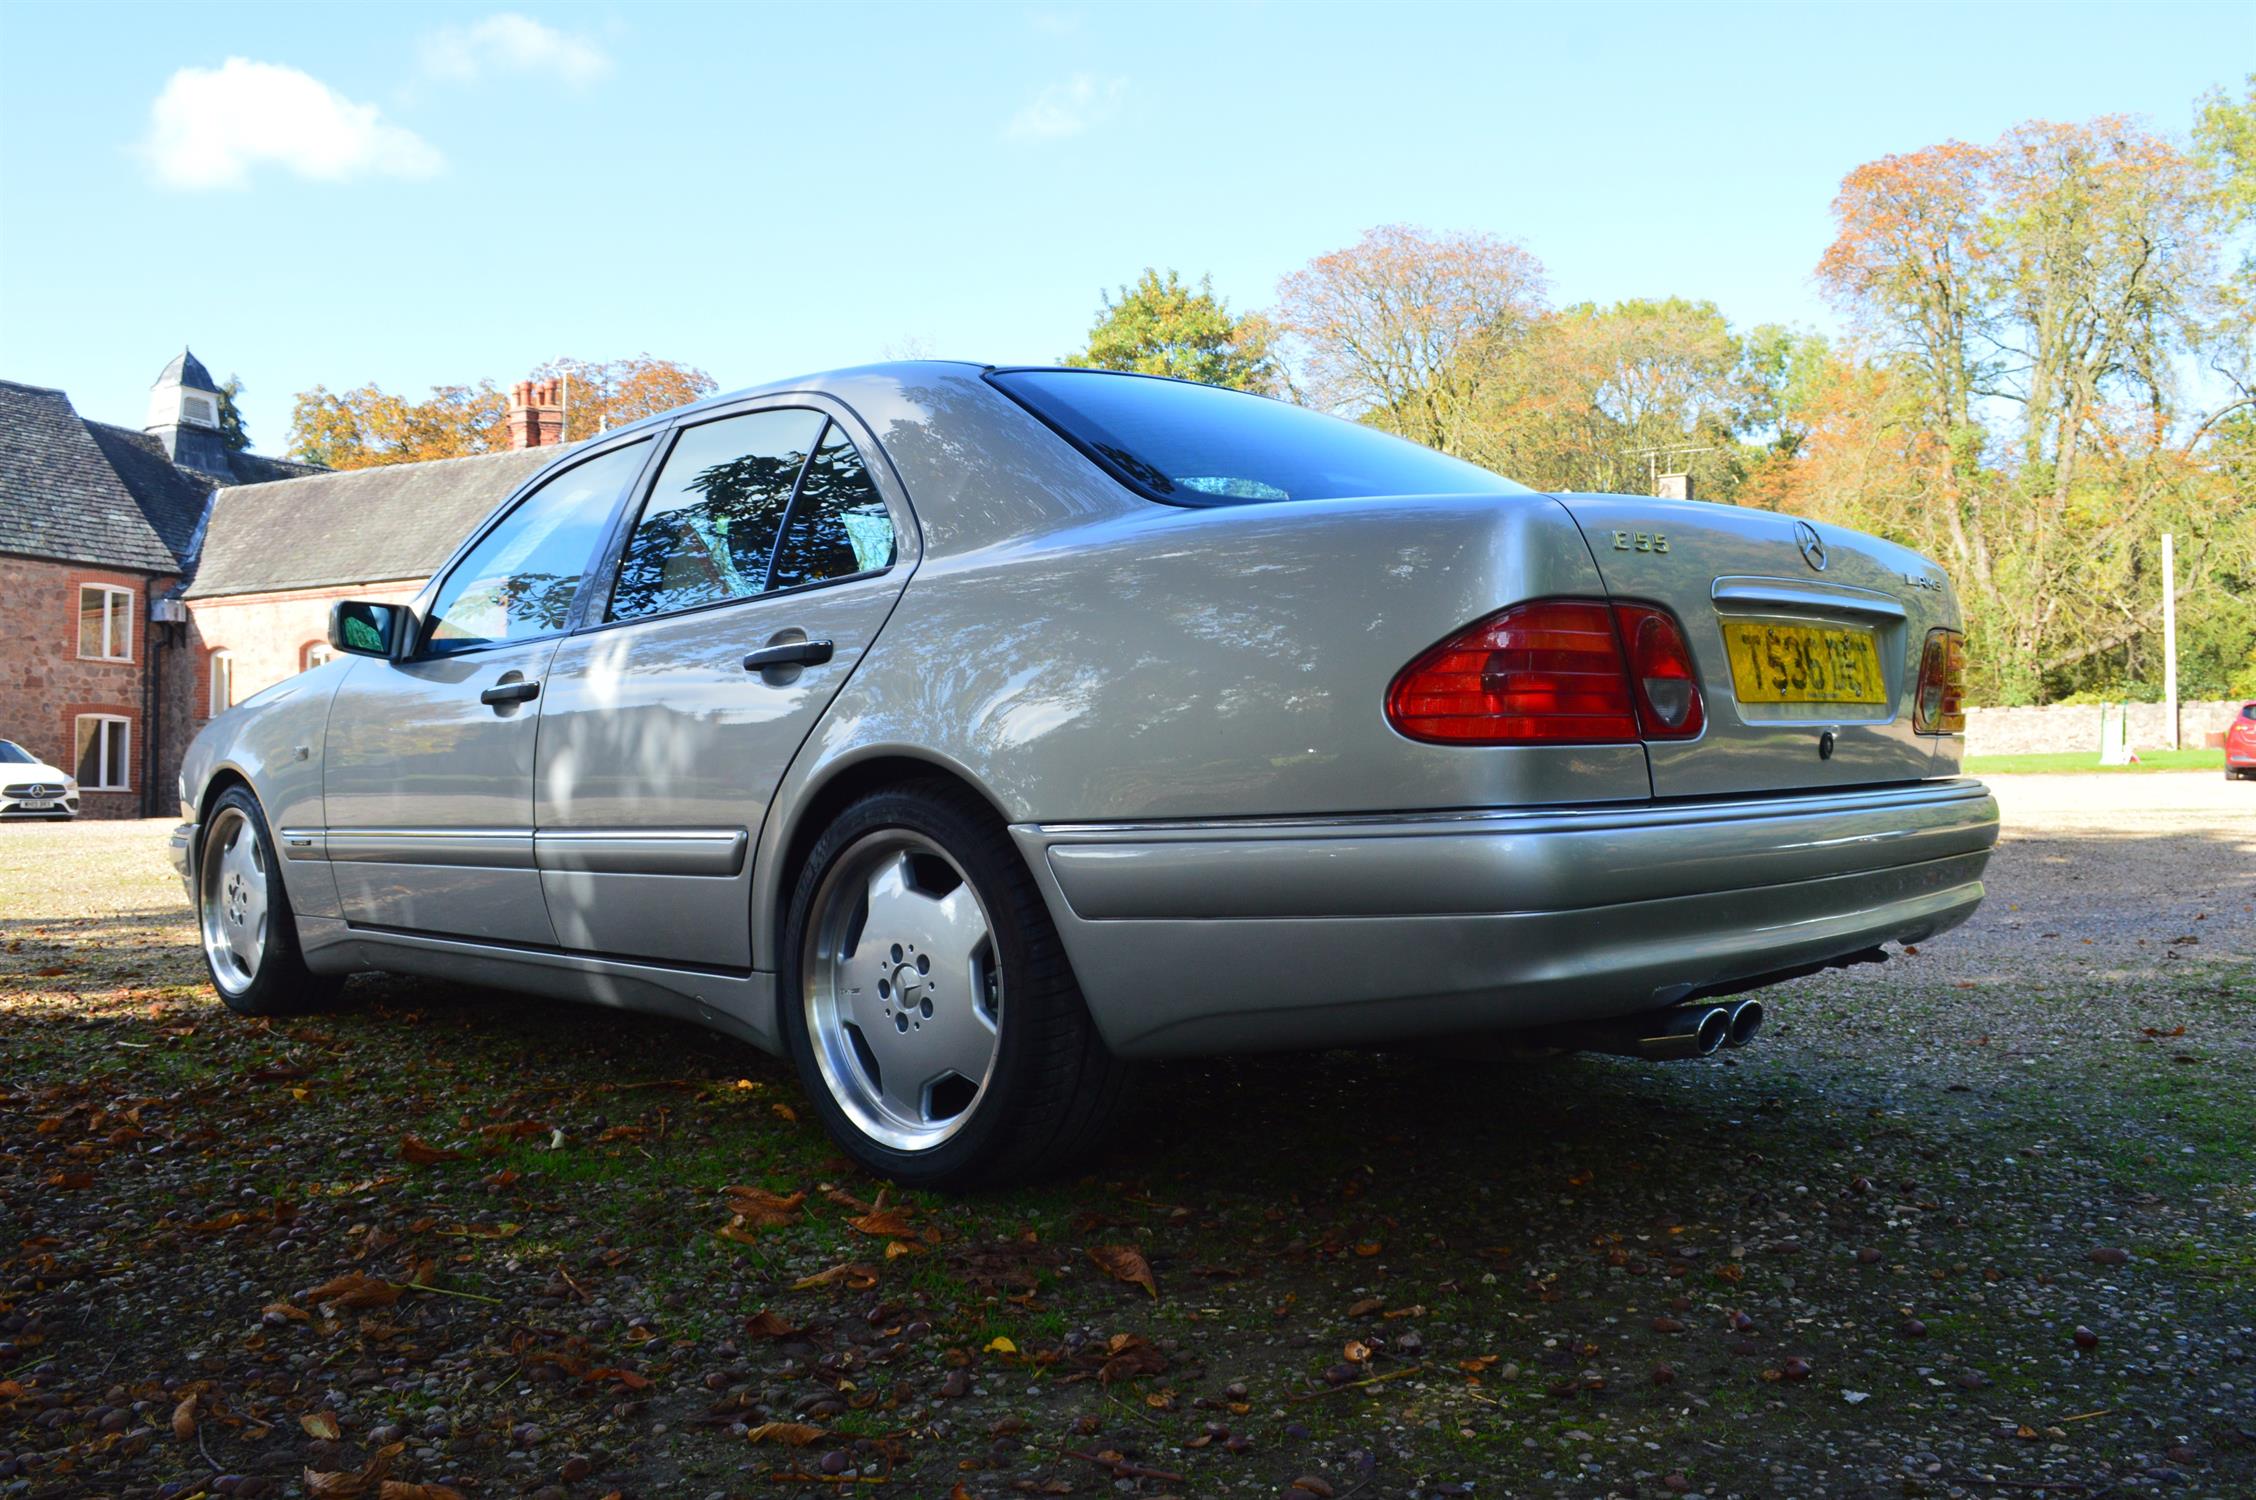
left=2230, top=702, right=2256, bottom=780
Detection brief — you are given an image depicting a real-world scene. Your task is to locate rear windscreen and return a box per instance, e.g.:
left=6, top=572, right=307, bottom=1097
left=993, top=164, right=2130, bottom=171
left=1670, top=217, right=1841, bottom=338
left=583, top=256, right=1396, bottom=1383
left=988, top=368, right=1531, bottom=506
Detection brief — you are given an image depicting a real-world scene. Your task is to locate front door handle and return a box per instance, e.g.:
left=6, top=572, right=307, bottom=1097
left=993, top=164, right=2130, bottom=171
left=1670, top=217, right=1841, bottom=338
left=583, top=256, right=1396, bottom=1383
left=480, top=680, right=541, bottom=705
left=743, top=639, right=834, bottom=671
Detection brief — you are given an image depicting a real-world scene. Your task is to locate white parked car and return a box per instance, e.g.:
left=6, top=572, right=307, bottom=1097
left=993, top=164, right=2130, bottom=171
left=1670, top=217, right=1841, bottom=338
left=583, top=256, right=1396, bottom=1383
left=0, top=738, right=77, bottom=819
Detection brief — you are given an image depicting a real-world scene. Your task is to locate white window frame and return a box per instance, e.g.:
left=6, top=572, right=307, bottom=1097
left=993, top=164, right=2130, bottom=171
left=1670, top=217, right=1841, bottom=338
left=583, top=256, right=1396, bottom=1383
left=78, top=584, right=134, bottom=662
left=74, top=714, right=131, bottom=791
left=304, top=642, right=335, bottom=670
left=208, top=649, right=235, bottom=715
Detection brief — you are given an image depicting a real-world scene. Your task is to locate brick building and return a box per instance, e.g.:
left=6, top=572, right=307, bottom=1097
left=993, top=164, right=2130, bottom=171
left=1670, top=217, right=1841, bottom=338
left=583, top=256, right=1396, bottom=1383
left=0, top=353, right=317, bottom=816
left=0, top=357, right=571, bottom=818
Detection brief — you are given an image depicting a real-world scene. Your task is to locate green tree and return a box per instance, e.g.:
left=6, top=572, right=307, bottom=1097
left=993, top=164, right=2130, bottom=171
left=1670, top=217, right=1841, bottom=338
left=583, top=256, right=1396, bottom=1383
left=216, top=374, right=251, bottom=453
left=1064, top=269, right=1278, bottom=391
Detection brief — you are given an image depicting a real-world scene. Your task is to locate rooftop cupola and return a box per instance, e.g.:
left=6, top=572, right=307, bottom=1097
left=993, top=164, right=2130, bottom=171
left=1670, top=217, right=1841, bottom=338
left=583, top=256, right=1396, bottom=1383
left=146, top=347, right=232, bottom=474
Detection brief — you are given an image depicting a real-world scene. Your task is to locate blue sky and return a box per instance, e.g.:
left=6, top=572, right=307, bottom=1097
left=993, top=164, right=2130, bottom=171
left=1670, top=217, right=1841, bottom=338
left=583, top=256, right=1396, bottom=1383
left=0, top=1, right=2244, bottom=453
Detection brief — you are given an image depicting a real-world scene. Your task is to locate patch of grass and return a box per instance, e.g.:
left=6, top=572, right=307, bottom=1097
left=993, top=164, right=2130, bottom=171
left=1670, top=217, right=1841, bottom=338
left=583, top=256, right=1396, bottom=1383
left=1965, top=747, right=2227, bottom=774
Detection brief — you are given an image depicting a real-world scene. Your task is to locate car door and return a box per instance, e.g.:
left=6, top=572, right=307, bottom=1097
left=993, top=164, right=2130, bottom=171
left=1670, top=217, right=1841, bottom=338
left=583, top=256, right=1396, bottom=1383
left=532, top=402, right=914, bottom=968
left=321, top=438, right=653, bottom=944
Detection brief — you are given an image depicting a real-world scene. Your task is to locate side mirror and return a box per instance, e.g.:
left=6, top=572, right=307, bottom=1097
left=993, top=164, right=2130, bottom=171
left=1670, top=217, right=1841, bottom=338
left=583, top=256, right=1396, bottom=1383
left=329, top=600, right=408, bottom=660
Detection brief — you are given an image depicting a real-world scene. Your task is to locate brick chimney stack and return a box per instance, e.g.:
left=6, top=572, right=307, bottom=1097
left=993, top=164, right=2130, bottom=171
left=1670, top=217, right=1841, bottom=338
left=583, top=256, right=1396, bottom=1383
left=507, top=378, right=566, bottom=450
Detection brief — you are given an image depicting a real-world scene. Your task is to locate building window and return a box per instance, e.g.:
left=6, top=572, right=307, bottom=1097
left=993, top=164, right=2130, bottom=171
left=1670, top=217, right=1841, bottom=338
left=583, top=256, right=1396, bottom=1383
left=78, top=585, right=133, bottom=661
left=209, top=650, right=235, bottom=715
left=74, top=715, right=130, bottom=791
left=304, top=642, right=335, bottom=670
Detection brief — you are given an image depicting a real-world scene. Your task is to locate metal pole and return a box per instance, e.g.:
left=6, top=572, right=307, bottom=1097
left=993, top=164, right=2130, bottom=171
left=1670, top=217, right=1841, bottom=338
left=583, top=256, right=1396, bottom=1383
left=2161, top=532, right=2178, bottom=752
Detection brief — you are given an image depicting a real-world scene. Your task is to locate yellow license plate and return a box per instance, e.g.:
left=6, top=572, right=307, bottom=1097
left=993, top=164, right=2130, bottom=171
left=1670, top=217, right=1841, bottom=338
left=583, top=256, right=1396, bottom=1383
left=1721, top=621, right=1886, bottom=705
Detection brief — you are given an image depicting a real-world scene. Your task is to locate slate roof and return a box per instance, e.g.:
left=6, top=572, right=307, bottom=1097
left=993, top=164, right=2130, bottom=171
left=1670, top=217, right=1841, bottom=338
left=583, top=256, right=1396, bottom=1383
left=156, top=349, right=217, bottom=392
left=0, top=379, right=196, bottom=572
left=186, top=445, right=572, bottom=599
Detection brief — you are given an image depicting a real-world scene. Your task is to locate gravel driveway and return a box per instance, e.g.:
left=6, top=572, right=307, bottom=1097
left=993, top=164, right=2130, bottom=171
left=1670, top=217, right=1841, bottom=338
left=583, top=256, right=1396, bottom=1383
left=0, top=776, right=2249, bottom=1500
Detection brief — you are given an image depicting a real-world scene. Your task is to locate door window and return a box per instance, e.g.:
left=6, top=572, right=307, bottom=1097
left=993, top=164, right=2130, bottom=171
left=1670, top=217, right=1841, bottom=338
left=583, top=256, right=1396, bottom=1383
left=423, top=439, right=649, bottom=653
left=608, top=410, right=827, bottom=622
left=768, top=422, right=897, bottom=591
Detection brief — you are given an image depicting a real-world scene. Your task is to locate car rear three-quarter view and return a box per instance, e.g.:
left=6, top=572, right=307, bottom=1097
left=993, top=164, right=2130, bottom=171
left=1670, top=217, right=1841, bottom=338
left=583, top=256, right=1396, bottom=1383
left=169, top=361, right=1998, bottom=1188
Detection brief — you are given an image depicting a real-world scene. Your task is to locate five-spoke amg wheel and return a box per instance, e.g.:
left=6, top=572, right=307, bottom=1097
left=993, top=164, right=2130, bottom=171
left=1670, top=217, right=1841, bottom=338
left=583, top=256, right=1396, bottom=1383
left=781, top=781, right=1127, bottom=1188
left=195, top=786, right=338, bottom=1016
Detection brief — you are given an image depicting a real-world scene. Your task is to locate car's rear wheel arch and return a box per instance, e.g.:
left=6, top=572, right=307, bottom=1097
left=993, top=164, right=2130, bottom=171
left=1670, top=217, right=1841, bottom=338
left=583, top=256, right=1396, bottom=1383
left=768, top=753, right=1016, bottom=983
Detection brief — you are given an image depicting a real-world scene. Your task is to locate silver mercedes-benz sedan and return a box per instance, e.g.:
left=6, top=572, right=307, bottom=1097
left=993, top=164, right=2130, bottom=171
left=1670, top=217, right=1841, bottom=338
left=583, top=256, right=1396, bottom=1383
left=170, top=363, right=1997, bottom=1186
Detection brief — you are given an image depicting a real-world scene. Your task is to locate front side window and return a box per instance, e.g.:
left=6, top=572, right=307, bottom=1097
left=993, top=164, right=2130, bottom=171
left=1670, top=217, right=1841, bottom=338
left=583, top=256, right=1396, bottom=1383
left=208, top=651, right=234, bottom=714
left=424, top=439, right=649, bottom=653
left=989, top=368, right=1531, bottom=506
left=768, top=422, right=896, bottom=590
left=78, top=585, right=133, bottom=660
left=74, top=715, right=129, bottom=790
left=608, top=410, right=826, bottom=622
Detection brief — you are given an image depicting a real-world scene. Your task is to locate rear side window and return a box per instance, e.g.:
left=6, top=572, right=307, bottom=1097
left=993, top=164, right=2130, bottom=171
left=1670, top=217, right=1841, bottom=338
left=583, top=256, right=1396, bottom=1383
left=989, top=368, right=1530, bottom=506
left=609, top=410, right=826, bottom=621
left=769, top=423, right=895, bottom=590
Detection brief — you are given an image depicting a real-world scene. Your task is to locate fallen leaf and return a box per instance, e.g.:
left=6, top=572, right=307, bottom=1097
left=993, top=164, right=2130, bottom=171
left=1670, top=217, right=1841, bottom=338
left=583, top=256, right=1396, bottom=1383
left=743, top=1309, right=801, bottom=1340
left=746, top=1421, right=827, bottom=1446
left=172, top=1394, right=198, bottom=1441
left=379, top=1484, right=467, bottom=1500
left=792, top=1261, right=880, bottom=1291
left=300, top=1410, right=342, bottom=1440
left=395, top=1135, right=463, bottom=1166
left=722, top=1186, right=806, bottom=1227
left=305, top=1272, right=403, bottom=1310
left=848, top=1209, right=918, bottom=1238
left=1089, top=1243, right=1158, bottom=1300
left=986, top=1336, right=1018, bottom=1354
left=262, top=1300, right=310, bottom=1322
left=1347, top=1295, right=1384, bottom=1316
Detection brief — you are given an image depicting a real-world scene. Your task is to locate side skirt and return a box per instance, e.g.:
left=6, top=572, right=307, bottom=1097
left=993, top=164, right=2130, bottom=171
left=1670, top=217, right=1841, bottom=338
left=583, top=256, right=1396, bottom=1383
left=293, top=915, right=782, bottom=1056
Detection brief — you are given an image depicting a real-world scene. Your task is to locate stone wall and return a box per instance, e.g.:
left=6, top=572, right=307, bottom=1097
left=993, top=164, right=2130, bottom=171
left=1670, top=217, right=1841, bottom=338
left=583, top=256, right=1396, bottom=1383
left=0, top=552, right=173, bottom=817
left=1964, top=699, right=2247, bottom=758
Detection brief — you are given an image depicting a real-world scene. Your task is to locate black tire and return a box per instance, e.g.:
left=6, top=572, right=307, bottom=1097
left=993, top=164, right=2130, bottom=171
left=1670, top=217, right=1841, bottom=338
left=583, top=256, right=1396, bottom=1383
left=196, top=785, right=342, bottom=1017
left=778, top=780, right=1130, bottom=1189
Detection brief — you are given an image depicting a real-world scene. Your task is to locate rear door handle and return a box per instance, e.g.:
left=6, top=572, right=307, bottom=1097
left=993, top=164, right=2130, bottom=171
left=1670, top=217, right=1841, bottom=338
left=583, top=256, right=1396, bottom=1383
left=743, top=639, right=834, bottom=671
left=480, top=680, right=541, bottom=705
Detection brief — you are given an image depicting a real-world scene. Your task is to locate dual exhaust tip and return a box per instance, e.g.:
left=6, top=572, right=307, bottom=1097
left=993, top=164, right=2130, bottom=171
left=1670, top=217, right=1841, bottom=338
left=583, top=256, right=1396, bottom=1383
left=1551, top=997, right=1765, bottom=1061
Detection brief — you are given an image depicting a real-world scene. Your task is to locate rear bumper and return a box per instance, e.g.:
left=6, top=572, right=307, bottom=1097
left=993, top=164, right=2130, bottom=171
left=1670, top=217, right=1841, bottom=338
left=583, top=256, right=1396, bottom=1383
left=1014, top=779, right=1998, bottom=1057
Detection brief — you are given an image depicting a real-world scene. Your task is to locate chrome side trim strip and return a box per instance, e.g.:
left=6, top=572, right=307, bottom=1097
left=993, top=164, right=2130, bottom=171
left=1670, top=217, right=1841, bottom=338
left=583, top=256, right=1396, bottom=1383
left=1025, top=780, right=1991, bottom=840
left=1711, top=576, right=1908, bottom=620
left=323, top=828, right=535, bottom=869
left=276, top=827, right=326, bottom=861
left=533, top=828, right=748, bottom=877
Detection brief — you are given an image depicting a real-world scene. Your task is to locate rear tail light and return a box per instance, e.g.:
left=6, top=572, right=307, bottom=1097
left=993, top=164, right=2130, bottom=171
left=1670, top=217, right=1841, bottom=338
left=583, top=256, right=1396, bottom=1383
left=1914, top=629, right=1967, bottom=734
left=1614, top=603, right=1705, bottom=740
left=1385, top=598, right=1704, bottom=745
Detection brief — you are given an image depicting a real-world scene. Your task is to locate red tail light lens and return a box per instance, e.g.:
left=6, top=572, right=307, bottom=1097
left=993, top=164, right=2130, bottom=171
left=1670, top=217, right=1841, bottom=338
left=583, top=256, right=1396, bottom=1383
left=1914, top=629, right=1966, bottom=734
left=1614, top=603, right=1705, bottom=740
left=1387, top=599, right=1704, bottom=745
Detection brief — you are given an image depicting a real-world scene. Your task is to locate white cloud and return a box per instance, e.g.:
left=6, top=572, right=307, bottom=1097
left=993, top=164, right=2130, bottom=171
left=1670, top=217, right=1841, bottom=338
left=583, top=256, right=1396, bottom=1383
left=140, top=58, right=443, bottom=191
left=420, top=13, right=611, bottom=86
left=1005, top=73, right=1126, bottom=142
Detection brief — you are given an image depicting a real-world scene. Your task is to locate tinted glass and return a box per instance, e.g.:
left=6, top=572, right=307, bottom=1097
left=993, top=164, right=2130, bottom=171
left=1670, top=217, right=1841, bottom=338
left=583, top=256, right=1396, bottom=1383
left=609, top=410, right=826, bottom=621
left=0, top=740, right=33, bottom=765
left=991, top=369, right=1531, bottom=505
left=425, top=440, right=649, bottom=652
left=768, top=423, right=895, bottom=591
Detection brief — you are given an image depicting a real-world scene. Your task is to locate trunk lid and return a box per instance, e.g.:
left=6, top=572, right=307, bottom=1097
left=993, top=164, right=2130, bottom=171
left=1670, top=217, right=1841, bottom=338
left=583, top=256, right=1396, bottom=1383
left=1552, top=494, right=1955, bottom=798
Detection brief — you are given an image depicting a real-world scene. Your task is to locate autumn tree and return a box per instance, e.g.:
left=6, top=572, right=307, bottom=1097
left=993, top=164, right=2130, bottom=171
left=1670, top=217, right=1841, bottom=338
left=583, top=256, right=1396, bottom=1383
left=1792, top=104, right=2254, bottom=703
left=529, top=355, right=719, bottom=444
left=290, top=357, right=714, bottom=469
left=1063, top=269, right=1279, bottom=391
left=1272, top=224, right=1547, bottom=452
